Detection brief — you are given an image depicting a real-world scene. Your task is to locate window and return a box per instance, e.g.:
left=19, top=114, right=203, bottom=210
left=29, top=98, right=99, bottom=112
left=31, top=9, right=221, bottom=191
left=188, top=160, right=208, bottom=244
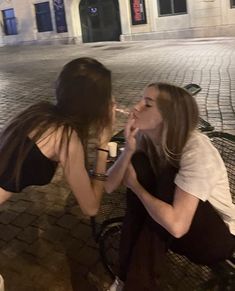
left=231, top=0, right=235, bottom=8
left=35, top=2, right=53, bottom=32
left=158, top=0, right=187, bottom=16
left=53, top=0, right=68, bottom=33
left=2, top=8, right=17, bottom=35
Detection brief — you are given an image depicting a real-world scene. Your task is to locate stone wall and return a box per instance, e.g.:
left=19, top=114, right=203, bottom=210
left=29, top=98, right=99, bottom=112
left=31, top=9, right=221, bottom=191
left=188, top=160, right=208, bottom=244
left=0, top=0, right=235, bottom=45
left=121, top=0, right=235, bottom=40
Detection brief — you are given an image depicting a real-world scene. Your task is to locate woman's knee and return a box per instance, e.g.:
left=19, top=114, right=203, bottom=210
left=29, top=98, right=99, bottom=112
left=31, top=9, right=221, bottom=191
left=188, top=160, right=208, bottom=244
left=0, top=191, right=12, bottom=204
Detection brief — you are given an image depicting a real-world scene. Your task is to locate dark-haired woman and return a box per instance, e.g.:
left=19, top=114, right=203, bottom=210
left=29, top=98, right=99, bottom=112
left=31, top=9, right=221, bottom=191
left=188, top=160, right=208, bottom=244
left=0, top=57, right=114, bottom=216
left=106, top=83, right=235, bottom=290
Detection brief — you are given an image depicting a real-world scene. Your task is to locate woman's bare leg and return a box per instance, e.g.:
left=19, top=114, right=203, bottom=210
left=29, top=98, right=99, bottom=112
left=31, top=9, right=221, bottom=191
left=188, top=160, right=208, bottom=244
left=0, top=188, right=12, bottom=204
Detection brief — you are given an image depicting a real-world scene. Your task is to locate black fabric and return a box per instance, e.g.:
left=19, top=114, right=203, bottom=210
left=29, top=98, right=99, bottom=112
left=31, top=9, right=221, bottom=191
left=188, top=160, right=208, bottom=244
left=119, top=151, right=176, bottom=281
left=170, top=200, right=235, bottom=265
left=119, top=152, right=235, bottom=290
left=0, top=137, right=58, bottom=192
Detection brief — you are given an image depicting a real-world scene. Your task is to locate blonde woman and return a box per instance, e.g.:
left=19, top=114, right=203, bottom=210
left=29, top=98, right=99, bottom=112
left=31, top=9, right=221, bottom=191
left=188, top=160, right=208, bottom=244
left=106, top=83, right=235, bottom=290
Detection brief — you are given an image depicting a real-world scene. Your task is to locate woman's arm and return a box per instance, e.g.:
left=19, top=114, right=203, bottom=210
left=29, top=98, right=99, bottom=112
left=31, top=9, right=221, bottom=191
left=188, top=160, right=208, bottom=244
left=124, top=164, right=199, bottom=238
left=105, top=115, right=139, bottom=193
left=58, top=130, right=109, bottom=217
left=105, top=148, right=133, bottom=193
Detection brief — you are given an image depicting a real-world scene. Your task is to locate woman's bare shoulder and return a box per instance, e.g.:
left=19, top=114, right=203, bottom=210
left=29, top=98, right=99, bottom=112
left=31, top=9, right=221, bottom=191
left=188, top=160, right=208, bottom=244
left=54, top=126, right=83, bottom=163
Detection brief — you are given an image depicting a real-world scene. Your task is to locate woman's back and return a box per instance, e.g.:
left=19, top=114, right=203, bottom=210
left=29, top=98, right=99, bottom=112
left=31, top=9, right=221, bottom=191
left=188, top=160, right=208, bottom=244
left=0, top=135, right=58, bottom=193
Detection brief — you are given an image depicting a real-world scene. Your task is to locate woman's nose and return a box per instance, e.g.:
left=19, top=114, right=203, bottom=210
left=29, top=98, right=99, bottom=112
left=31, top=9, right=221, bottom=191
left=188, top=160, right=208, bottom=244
left=134, top=100, right=143, bottom=112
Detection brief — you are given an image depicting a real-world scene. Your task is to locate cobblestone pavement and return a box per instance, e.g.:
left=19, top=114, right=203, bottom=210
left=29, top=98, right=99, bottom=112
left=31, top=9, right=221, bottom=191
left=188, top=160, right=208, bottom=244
left=0, top=37, right=234, bottom=291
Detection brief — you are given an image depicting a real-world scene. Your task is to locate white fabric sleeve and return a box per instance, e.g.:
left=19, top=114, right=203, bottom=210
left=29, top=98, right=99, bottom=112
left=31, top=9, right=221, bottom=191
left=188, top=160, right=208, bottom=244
left=174, top=133, right=223, bottom=201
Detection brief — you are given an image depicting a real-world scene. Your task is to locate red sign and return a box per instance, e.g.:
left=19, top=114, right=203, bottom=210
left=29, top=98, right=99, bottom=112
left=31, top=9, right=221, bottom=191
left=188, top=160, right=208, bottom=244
left=130, top=0, right=147, bottom=25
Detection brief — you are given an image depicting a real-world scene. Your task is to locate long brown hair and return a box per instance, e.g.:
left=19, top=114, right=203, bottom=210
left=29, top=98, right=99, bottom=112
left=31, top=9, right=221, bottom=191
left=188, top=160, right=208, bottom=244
left=140, top=82, right=199, bottom=168
left=0, top=57, right=112, bottom=189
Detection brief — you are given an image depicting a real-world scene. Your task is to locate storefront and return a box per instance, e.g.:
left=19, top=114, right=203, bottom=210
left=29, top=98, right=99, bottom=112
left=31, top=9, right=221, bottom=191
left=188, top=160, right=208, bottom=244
left=0, top=0, right=235, bottom=46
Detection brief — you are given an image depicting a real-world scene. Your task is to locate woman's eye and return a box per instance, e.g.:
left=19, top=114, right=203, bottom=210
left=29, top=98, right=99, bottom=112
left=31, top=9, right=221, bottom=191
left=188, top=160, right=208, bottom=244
left=145, top=104, right=152, bottom=108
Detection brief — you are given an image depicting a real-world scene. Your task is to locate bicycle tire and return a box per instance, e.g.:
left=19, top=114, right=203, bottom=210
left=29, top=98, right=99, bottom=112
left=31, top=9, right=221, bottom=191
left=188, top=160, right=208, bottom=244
left=97, top=222, right=234, bottom=290
left=99, top=221, right=123, bottom=279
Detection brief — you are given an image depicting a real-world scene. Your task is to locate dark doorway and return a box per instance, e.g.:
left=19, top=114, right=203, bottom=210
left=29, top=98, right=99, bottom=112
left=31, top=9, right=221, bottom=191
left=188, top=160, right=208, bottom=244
left=79, top=0, right=121, bottom=42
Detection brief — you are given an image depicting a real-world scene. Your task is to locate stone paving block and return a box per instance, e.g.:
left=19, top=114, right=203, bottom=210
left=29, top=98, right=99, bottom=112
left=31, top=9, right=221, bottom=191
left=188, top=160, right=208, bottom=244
left=18, top=257, right=72, bottom=291
left=40, top=225, right=70, bottom=243
left=25, top=239, right=55, bottom=259
left=71, top=245, right=99, bottom=267
left=38, top=251, right=69, bottom=274
left=0, top=200, right=15, bottom=214
left=223, top=120, right=235, bottom=125
left=8, top=200, right=32, bottom=213
left=208, top=113, right=222, bottom=118
left=223, top=125, right=235, bottom=131
left=45, top=204, right=67, bottom=218
left=209, top=121, right=222, bottom=127
left=24, top=189, right=47, bottom=202
left=69, top=205, right=87, bottom=219
left=16, top=226, right=40, bottom=243
left=0, top=239, right=6, bottom=249
left=54, top=236, right=84, bottom=254
left=56, top=214, right=79, bottom=230
left=220, top=105, right=233, bottom=110
left=6, top=194, right=22, bottom=202
left=0, top=210, right=18, bottom=224
left=16, top=192, right=31, bottom=200
left=0, top=224, right=21, bottom=241
left=1, top=238, right=28, bottom=258
left=71, top=223, right=92, bottom=242
left=11, top=212, right=37, bottom=228
left=31, top=214, right=57, bottom=230
left=86, top=237, right=98, bottom=249
left=221, top=112, right=235, bottom=117
left=25, top=202, right=47, bottom=216
left=71, top=270, right=97, bottom=291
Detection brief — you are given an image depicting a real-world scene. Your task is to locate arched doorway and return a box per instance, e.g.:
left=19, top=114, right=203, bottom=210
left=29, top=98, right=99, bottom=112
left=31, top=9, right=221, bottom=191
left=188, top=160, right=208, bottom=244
left=79, top=0, right=121, bottom=43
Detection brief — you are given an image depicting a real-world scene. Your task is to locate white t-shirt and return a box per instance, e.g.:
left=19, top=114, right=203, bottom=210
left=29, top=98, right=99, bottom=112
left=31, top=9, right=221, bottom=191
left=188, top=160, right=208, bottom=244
left=174, top=131, right=235, bottom=235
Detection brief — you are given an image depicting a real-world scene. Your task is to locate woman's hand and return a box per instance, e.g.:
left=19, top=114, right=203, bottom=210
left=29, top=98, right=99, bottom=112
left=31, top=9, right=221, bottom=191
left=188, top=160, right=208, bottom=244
left=124, top=113, right=139, bottom=153
left=123, top=163, right=139, bottom=191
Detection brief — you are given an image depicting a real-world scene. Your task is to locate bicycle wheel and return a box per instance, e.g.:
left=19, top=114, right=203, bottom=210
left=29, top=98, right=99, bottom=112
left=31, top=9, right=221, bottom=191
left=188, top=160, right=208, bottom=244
left=99, top=221, right=123, bottom=279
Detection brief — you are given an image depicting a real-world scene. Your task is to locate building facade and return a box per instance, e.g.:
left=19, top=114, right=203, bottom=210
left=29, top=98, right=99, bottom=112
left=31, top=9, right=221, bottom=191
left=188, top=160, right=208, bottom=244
left=0, top=0, right=235, bottom=46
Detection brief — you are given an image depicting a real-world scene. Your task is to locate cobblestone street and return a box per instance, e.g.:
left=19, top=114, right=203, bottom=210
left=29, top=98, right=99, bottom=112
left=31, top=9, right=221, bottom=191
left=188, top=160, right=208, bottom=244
left=0, top=37, right=234, bottom=291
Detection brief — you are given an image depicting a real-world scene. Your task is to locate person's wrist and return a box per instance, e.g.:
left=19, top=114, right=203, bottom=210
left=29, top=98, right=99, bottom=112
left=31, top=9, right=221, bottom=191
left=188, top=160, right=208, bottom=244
left=124, top=147, right=135, bottom=156
left=96, top=148, right=109, bottom=161
left=97, top=140, right=109, bottom=149
left=96, top=147, right=109, bottom=154
left=134, top=182, right=143, bottom=196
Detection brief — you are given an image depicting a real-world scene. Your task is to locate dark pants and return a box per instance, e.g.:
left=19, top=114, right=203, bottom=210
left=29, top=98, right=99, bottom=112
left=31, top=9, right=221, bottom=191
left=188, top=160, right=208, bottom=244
left=118, top=152, right=235, bottom=290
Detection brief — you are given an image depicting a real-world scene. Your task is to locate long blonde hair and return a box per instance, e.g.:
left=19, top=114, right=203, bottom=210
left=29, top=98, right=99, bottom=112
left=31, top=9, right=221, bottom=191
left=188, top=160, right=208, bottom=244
left=139, top=82, right=199, bottom=169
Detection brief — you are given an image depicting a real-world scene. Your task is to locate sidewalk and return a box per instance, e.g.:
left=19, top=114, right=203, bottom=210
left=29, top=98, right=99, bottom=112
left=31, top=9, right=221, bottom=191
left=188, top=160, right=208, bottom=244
left=0, top=37, right=234, bottom=291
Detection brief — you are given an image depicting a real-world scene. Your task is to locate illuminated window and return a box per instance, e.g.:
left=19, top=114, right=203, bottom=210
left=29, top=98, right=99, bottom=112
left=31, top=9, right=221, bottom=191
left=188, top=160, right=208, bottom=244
left=35, top=2, right=53, bottom=32
left=231, top=0, right=235, bottom=8
left=2, top=8, right=17, bottom=35
left=158, top=0, right=187, bottom=16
